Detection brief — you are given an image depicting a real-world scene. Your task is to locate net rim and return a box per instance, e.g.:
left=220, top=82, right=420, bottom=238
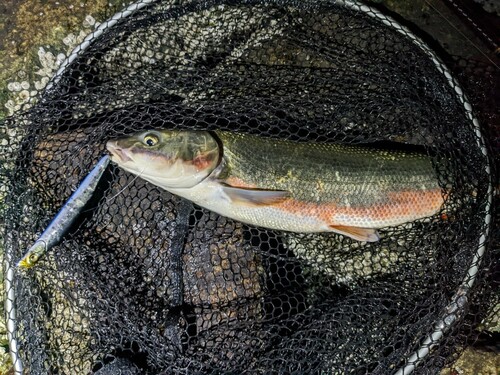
left=335, top=1, right=493, bottom=373
left=4, top=1, right=495, bottom=374
left=4, top=1, right=157, bottom=373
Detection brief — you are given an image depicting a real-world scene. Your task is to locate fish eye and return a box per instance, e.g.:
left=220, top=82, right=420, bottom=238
left=143, top=134, right=159, bottom=147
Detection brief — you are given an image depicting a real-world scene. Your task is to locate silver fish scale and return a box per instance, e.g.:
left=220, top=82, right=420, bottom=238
left=218, top=131, right=440, bottom=207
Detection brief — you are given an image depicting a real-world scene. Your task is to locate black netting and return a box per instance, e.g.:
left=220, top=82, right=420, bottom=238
left=1, top=1, right=497, bottom=374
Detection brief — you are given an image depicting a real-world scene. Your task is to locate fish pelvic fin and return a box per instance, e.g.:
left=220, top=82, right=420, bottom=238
left=328, top=225, right=380, bottom=242
left=222, top=185, right=290, bottom=206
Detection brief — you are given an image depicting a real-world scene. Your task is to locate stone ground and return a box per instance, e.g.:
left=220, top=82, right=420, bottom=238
left=0, top=0, right=498, bottom=374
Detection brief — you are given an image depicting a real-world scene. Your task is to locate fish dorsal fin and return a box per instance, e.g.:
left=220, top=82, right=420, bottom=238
left=222, top=185, right=290, bottom=206
left=328, top=225, right=380, bottom=242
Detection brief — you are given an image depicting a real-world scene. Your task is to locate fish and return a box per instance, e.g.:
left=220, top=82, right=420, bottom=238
left=106, top=130, right=445, bottom=242
left=18, top=155, right=110, bottom=269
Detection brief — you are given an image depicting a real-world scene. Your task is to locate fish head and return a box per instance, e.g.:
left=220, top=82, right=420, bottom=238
left=106, top=130, right=220, bottom=188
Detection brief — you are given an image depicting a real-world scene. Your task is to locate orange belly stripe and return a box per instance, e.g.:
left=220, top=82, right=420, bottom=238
left=271, top=189, right=445, bottom=228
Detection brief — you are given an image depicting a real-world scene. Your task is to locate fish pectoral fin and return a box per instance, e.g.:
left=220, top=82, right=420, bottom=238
left=222, top=185, right=290, bottom=206
left=328, top=225, right=380, bottom=242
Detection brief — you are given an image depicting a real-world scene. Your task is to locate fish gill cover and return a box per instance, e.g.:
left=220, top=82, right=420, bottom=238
left=0, top=0, right=497, bottom=374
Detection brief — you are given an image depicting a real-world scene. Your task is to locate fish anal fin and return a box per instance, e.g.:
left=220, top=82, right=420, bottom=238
left=328, top=225, right=380, bottom=242
left=222, top=185, right=290, bottom=206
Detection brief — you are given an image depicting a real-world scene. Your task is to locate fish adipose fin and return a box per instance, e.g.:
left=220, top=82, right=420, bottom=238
left=328, top=225, right=380, bottom=242
left=222, top=185, right=290, bottom=206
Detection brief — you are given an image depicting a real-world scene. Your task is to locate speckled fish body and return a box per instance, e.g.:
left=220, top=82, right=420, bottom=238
left=106, top=130, right=444, bottom=241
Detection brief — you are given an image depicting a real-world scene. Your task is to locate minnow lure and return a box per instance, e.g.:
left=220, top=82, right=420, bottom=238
left=18, top=155, right=110, bottom=269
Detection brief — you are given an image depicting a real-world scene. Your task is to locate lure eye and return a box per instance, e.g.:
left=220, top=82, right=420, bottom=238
left=28, top=253, right=39, bottom=265
left=144, top=134, right=159, bottom=147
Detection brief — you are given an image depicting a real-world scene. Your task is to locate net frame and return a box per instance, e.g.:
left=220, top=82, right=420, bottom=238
left=2, top=1, right=495, bottom=374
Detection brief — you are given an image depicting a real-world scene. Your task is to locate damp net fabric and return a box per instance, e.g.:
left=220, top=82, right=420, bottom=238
left=1, top=1, right=496, bottom=374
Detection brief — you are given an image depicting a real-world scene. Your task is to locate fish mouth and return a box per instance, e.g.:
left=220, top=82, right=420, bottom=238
left=106, top=141, right=133, bottom=163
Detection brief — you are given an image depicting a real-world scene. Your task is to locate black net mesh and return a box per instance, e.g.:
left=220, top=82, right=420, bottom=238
left=1, top=0, right=497, bottom=374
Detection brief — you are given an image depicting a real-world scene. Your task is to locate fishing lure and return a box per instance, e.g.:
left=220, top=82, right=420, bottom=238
left=18, top=155, right=110, bottom=269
